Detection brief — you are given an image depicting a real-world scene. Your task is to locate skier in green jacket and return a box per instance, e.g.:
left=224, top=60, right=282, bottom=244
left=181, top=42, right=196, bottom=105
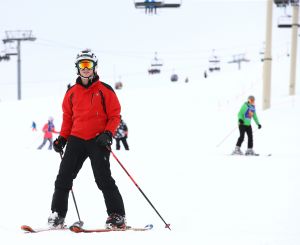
left=232, top=95, right=262, bottom=155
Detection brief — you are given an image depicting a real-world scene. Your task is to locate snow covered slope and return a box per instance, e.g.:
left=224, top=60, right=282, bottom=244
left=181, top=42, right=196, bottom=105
left=0, top=69, right=299, bottom=245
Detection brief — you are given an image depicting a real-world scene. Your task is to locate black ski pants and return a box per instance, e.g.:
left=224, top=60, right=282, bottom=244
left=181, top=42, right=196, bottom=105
left=236, top=124, right=253, bottom=148
left=51, top=136, right=125, bottom=218
left=115, top=137, right=129, bottom=150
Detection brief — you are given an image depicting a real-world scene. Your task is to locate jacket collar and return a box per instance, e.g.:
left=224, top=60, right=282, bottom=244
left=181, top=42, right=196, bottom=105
left=76, top=74, right=99, bottom=88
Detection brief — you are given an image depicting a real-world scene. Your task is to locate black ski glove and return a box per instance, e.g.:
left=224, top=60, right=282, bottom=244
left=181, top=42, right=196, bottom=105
left=258, top=124, right=262, bottom=129
left=238, top=119, right=244, bottom=125
left=53, top=136, right=67, bottom=153
left=96, top=131, right=113, bottom=147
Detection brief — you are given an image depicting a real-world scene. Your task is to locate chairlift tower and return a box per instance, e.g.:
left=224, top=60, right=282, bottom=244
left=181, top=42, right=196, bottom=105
left=274, top=0, right=299, bottom=96
left=228, top=54, right=249, bottom=70
left=289, top=0, right=299, bottom=95
left=262, top=0, right=273, bottom=110
left=2, top=30, right=36, bottom=100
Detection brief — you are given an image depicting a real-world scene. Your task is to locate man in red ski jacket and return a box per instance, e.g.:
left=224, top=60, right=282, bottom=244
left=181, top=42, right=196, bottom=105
left=48, top=49, right=126, bottom=229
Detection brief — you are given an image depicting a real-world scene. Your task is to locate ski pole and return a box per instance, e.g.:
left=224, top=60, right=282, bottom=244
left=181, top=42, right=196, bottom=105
left=59, top=151, right=84, bottom=227
left=216, top=126, right=237, bottom=147
left=107, top=146, right=171, bottom=230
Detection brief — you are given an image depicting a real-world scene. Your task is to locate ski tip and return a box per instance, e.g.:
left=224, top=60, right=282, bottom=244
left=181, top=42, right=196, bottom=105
left=21, top=225, right=34, bottom=232
left=69, top=225, right=83, bottom=233
left=145, top=224, right=154, bottom=230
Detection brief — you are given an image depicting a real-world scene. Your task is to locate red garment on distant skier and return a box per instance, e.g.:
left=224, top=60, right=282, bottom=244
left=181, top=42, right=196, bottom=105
left=60, top=77, right=121, bottom=140
left=42, top=123, right=59, bottom=139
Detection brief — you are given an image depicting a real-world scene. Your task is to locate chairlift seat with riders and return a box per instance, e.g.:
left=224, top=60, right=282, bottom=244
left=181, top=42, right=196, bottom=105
left=273, top=0, right=290, bottom=7
left=208, top=56, right=221, bottom=72
left=148, top=68, right=161, bottom=74
left=134, top=1, right=181, bottom=9
left=134, top=0, right=181, bottom=14
left=170, top=74, right=178, bottom=82
left=148, top=52, right=163, bottom=74
left=115, top=81, right=123, bottom=90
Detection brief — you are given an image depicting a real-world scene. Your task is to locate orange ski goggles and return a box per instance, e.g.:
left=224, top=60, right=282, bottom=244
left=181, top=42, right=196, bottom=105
left=78, top=60, right=95, bottom=70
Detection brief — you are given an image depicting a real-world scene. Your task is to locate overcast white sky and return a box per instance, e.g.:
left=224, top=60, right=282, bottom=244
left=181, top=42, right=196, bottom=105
left=0, top=0, right=299, bottom=100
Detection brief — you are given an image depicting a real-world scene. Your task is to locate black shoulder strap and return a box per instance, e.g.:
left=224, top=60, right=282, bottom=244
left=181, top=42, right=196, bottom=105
left=66, top=84, right=75, bottom=92
left=101, top=82, right=116, bottom=94
left=98, top=90, right=107, bottom=114
left=98, top=82, right=117, bottom=115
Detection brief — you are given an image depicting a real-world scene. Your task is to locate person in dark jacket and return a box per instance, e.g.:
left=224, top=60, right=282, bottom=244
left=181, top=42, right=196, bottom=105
left=232, top=95, right=262, bottom=155
left=114, top=117, right=129, bottom=150
left=48, top=49, right=126, bottom=229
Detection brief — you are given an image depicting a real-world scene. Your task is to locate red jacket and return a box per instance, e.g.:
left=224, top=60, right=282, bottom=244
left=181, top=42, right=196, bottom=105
left=42, top=123, right=59, bottom=139
left=60, top=77, right=121, bottom=140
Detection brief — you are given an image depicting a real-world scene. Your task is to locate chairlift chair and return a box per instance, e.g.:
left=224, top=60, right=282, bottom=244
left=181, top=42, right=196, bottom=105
left=134, top=0, right=181, bottom=14
left=151, top=56, right=163, bottom=67
left=0, top=53, right=10, bottom=61
left=134, top=0, right=181, bottom=8
left=277, top=14, right=293, bottom=28
left=273, top=0, right=290, bottom=7
left=290, top=0, right=299, bottom=6
left=115, top=82, right=123, bottom=90
left=170, top=74, right=178, bottom=82
left=208, top=56, right=221, bottom=72
left=148, top=52, right=163, bottom=74
left=148, top=67, right=161, bottom=74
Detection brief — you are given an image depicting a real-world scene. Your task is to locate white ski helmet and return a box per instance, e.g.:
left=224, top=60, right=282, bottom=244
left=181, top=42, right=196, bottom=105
left=75, top=49, right=98, bottom=71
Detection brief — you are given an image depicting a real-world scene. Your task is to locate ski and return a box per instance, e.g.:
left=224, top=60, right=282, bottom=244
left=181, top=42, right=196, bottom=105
left=21, top=224, right=153, bottom=233
left=21, top=225, right=68, bottom=233
left=69, top=224, right=153, bottom=233
left=230, top=153, right=272, bottom=157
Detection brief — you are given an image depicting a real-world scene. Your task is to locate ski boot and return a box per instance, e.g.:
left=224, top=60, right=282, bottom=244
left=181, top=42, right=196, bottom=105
left=232, top=146, right=243, bottom=155
left=47, top=212, right=65, bottom=228
left=105, top=213, right=126, bottom=229
left=245, top=148, right=259, bottom=156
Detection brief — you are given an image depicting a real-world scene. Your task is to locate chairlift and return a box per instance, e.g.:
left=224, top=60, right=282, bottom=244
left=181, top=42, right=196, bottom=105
left=290, top=0, right=300, bottom=6
left=148, top=52, right=163, bottom=75
left=115, top=81, right=123, bottom=90
left=170, top=73, right=178, bottom=82
left=148, top=68, right=161, bottom=74
left=277, top=14, right=293, bottom=28
left=273, top=0, right=289, bottom=7
left=259, top=43, right=265, bottom=62
left=134, top=0, right=182, bottom=15
left=208, top=49, right=221, bottom=72
left=151, top=52, right=163, bottom=67
left=0, top=53, right=10, bottom=61
left=208, top=54, right=221, bottom=72
left=228, top=54, right=250, bottom=70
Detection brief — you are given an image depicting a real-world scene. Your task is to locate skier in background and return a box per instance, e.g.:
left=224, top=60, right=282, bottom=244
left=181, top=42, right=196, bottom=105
left=49, top=49, right=126, bottom=230
left=114, top=117, right=129, bottom=150
left=32, top=121, right=37, bottom=131
left=232, top=95, right=262, bottom=155
left=37, top=117, right=59, bottom=150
